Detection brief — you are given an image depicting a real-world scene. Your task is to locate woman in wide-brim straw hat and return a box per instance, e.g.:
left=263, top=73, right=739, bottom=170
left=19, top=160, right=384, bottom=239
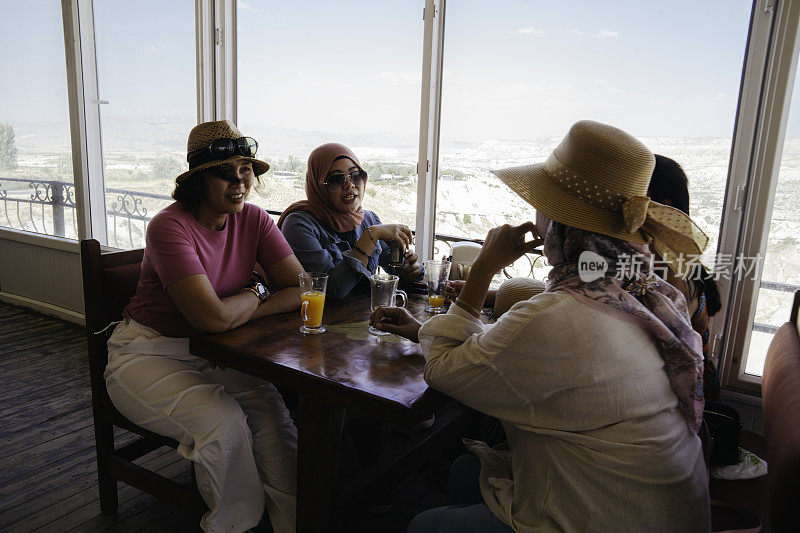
left=372, top=120, right=711, bottom=532
left=105, top=120, right=305, bottom=533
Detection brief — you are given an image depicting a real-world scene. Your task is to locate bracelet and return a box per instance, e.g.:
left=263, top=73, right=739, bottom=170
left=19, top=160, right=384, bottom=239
left=365, top=226, right=377, bottom=246
left=352, top=242, right=371, bottom=258
left=454, top=298, right=482, bottom=318
left=241, top=286, right=267, bottom=304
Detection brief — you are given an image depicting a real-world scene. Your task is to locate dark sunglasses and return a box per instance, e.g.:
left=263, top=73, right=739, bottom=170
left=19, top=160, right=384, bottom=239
left=187, top=137, right=258, bottom=169
left=323, top=169, right=366, bottom=189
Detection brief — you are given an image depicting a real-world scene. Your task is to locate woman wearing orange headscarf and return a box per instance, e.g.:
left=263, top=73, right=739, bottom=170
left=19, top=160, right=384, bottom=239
left=278, top=143, right=422, bottom=299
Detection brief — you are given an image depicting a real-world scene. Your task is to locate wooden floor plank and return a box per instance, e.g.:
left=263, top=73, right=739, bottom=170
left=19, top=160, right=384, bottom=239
left=0, top=315, right=51, bottom=335
left=0, top=427, right=118, bottom=486
left=27, top=452, right=189, bottom=531
left=0, top=406, right=93, bottom=458
left=0, top=305, right=25, bottom=318
left=0, top=432, right=166, bottom=521
left=0, top=321, right=73, bottom=347
left=0, top=332, right=85, bottom=358
left=10, top=450, right=188, bottom=532
left=0, top=442, right=105, bottom=524
left=0, top=388, right=92, bottom=437
left=0, top=371, right=91, bottom=408
left=0, top=338, right=87, bottom=373
left=0, top=377, right=90, bottom=417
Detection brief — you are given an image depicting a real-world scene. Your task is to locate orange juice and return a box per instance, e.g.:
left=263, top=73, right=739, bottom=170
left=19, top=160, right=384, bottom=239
left=428, top=295, right=445, bottom=308
left=301, top=291, right=326, bottom=328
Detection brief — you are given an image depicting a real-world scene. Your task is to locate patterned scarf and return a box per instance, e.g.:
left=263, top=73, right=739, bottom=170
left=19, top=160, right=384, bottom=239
left=692, top=291, right=721, bottom=400
left=544, top=221, right=705, bottom=433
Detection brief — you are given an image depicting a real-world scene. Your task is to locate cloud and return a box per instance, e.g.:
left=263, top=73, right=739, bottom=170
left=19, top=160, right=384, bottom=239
left=512, top=27, right=545, bottom=35
left=565, top=29, right=584, bottom=37
left=238, top=1, right=257, bottom=12
left=593, top=28, right=620, bottom=39
left=375, top=71, right=422, bottom=84
left=590, top=79, right=625, bottom=94
left=495, top=82, right=573, bottom=99
left=141, top=44, right=169, bottom=55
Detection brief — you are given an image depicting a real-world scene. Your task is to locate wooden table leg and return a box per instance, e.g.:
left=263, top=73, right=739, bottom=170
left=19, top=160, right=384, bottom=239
left=296, top=393, right=346, bottom=533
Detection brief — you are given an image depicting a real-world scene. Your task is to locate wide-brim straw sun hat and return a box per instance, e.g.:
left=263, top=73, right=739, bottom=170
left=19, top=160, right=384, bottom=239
left=493, top=277, right=546, bottom=316
left=175, top=120, right=270, bottom=183
left=491, top=120, right=709, bottom=273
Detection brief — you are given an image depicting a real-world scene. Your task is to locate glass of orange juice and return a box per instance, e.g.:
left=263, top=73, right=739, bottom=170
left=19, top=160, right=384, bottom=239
left=299, top=273, right=328, bottom=334
left=424, top=260, right=451, bottom=313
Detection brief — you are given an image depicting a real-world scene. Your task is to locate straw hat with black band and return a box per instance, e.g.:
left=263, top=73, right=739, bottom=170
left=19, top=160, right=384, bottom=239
left=491, top=120, right=709, bottom=276
left=175, top=120, right=270, bottom=184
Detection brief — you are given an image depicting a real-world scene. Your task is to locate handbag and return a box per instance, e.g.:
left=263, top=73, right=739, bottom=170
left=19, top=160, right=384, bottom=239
left=703, top=399, right=742, bottom=466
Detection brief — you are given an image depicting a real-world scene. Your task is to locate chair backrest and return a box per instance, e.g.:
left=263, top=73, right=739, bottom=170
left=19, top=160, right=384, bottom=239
left=81, top=239, right=144, bottom=377
left=449, top=241, right=482, bottom=280
left=791, top=289, right=800, bottom=332
left=762, top=289, right=800, bottom=532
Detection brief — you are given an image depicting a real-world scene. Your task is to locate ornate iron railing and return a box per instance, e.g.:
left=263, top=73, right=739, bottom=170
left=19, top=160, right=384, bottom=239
left=1, top=176, right=794, bottom=317
left=0, top=177, right=77, bottom=238
left=0, top=176, right=545, bottom=276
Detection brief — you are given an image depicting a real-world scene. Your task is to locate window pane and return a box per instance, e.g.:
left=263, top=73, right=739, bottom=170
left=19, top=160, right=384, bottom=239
left=743, top=77, right=800, bottom=376
left=237, top=0, right=423, bottom=228
left=0, top=1, right=77, bottom=239
left=93, top=1, right=196, bottom=249
left=436, top=0, right=751, bottom=279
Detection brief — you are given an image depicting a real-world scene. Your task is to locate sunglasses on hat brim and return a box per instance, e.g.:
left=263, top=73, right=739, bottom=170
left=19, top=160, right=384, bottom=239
left=187, top=137, right=258, bottom=169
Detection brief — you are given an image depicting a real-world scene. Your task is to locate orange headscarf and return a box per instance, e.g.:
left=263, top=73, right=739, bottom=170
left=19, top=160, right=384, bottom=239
left=277, top=143, right=367, bottom=233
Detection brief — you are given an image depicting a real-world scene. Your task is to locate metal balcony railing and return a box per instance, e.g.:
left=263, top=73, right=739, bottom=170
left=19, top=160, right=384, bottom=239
left=1, top=176, right=795, bottom=325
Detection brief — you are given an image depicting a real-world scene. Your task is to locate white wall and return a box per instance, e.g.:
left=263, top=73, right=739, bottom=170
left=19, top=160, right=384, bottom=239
left=0, top=231, right=84, bottom=324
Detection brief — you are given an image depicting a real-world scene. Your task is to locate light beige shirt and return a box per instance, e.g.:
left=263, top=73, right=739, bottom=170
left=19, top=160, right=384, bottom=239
left=419, top=292, right=710, bottom=532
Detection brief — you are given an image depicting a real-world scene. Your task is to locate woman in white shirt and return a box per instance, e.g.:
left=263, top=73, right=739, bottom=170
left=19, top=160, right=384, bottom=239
left=372, top=120, right=712, bottom=533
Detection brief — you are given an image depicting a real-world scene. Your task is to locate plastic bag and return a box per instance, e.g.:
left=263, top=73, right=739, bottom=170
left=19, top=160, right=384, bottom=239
left=710, top=447, right=767, bottom=480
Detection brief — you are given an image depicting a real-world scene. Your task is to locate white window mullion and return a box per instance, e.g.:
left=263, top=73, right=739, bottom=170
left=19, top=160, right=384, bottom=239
left=62, top=0, right=108, bottom=244
left=196, top=0, right=216, bottom=123
left=213, top=0, right=237, bottom=123
left=415, top=0, right=446, bottom=262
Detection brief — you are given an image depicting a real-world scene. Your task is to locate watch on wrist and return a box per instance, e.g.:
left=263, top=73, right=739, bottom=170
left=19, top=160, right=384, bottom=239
left=243, top=281, right=268, bottom=304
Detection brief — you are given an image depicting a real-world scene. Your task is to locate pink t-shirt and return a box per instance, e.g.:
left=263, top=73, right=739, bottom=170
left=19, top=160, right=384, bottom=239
left=124, top=202, right=294, bottom=337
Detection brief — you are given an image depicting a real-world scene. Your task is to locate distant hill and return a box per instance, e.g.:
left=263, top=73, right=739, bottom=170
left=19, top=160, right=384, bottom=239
left=8, top=116, right=419, bottom=159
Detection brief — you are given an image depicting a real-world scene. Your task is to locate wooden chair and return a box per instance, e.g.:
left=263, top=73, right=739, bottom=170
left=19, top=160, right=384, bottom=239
left=80, top=239, right=205, bottom=522
left=762, top=289, right=800, bottom=532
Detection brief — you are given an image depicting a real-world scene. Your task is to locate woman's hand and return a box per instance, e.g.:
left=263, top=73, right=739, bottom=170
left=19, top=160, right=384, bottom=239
left=369, top=306, right=423, bottom=343
left=473, top=222, right=543, bottom=276
left=445, top=279, right=465, bottom=302
left=399, top=250, right=422, bottom=283
left=370, top=224, right=413, bottom=249
left=445, top=279, right=497, bottom=307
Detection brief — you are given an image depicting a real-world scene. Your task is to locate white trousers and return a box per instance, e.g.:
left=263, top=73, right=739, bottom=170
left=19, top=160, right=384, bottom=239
left=105, top=319, right=297, bottom=533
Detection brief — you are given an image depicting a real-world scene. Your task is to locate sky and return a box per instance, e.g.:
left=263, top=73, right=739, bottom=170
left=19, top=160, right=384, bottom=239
left=4, top=0, right=800, bottom=144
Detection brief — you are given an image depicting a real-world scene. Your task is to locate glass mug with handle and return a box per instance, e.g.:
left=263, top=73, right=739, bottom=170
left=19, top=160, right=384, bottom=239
left=369, top=274, right=407, bottom=335
left=299, top=272, right=328, bottom=334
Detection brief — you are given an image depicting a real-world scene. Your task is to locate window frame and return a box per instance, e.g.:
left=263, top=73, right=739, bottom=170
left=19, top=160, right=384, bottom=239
left=714, top=0, right=800, bottom=394
left=56, top=0, right=223, bottom=249
left=415, top=0, right=446, bottom=262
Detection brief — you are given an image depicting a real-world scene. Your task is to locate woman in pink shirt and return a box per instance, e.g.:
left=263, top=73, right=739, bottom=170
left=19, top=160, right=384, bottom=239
left=105, top=120, right=305, bottom=533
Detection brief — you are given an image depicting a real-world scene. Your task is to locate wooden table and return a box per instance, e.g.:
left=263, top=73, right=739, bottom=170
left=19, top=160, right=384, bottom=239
left=189, top=291, right=468, bottom=532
